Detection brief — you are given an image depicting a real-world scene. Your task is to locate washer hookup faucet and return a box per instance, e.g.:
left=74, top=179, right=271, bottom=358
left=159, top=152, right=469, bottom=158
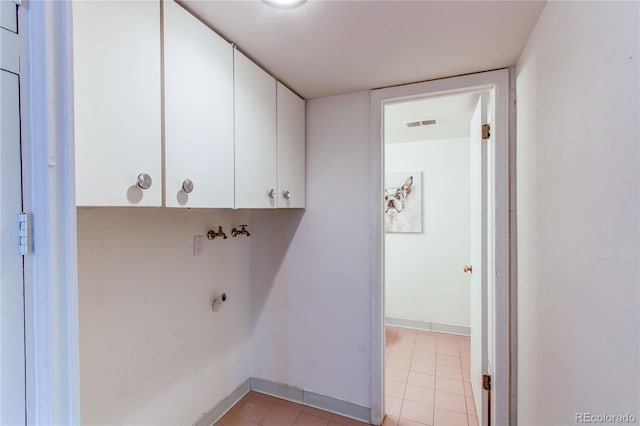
left=207, top=226, right=227, bottom=240
left=231, top=225, right=250, bottom=237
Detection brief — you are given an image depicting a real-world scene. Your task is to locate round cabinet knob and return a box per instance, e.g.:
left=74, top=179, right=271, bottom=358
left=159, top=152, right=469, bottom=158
left=182, top=179, right=194, bottom=194
left=463, top=265, right=473, bottom=274
left=268, top=189, right=276, bottom=199
left=283, top=190, right=292, bottom=200
left=137, top=173, right=152, bottom=190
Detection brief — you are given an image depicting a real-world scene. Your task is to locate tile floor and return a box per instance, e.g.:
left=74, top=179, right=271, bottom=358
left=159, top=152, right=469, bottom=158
left=215, top=325, right=476, bottom=426
left=214, top=391, right=371, bottom=426
left=383, top=326, right=478, bottom=426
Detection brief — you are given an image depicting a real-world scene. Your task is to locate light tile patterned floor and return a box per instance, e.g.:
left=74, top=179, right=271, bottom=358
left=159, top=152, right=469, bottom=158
left=215, top=326, right=476, bottom=426
left=383, top=326, right=478, bottom=426
left=214, top=391, right=371, bottom=426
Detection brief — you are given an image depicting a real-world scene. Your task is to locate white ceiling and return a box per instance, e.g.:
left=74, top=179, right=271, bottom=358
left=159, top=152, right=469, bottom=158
left=181, top=0, right=545, bottom=99
left=384, top=91, right=486, bottom=143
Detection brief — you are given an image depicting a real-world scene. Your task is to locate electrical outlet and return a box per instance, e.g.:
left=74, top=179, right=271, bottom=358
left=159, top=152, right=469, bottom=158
left=193, top=235, right=204, bottom=256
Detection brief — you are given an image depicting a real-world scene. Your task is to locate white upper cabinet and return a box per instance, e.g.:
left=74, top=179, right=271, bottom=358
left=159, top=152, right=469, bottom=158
left=73, top=1, right=162, bottom=207
left=72, top=1, right=304, bottom=209
left=276, top=82, right=306, bottom=208
left=234, top=50, right=277, bottom=209
left=163, top=0, right=234, bottom=208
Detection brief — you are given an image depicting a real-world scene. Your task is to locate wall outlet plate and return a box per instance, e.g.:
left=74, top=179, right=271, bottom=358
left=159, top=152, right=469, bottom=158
left=193, top=235, right=204, bottom=256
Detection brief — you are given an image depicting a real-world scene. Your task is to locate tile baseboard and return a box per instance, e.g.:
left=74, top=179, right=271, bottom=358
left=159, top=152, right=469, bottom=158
left=386, top=317, right=470, bottom=336
left=193, top=378, right=250, bottom=426
left=250, top=377, right=372, bottom=424
left=194, top=377, right=373, bottom=425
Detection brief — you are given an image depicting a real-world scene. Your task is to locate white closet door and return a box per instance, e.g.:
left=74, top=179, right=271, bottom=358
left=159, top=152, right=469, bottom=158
left=163, top=0, right=234, bottom=208
left=234, top=50, right=277, bottom=209
left=469, top=96, right=489, bottom=426
left=73, top=1, right=162, bottom=206
left=1, top=69, right=25, bottom=426
left=276, top=82, right=305, bottom=208
left=0, top=1, right=17, bottom=33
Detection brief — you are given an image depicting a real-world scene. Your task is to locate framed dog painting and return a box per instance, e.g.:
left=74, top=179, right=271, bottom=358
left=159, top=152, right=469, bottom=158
left=384, top=172, right=423, bottom=233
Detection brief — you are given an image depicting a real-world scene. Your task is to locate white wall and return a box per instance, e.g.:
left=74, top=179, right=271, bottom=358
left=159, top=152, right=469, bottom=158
left=250, top=91, right=372, bottom=408
left=77, top=208, right=251, bottom=425
left=516, top=2, right=639, bottom=424
left=385, top=138, right=471, bottom=328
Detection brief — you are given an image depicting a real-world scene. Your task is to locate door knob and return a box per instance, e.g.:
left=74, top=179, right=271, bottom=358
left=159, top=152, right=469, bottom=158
left=182, top=179, right=194, bottom=193
left=283, top=190, right=291, bottom=200
left=268, top=189, right=276, bottom=199
left=137, top=173, right=152, bottom=190
left=463, top=265, right=473, bottom=274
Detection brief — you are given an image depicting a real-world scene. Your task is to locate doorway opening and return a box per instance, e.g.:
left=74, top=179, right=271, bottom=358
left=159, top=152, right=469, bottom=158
left=369, top=69, right=511, bottom=426
left=383, top=90, right=489, bottom=426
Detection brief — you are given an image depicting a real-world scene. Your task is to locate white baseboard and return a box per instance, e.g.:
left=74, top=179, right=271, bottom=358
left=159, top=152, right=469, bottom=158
left=385, top=317, right=470, bottom=336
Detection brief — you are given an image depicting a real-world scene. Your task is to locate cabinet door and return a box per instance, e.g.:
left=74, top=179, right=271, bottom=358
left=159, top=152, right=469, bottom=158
left=234, top=50, right=277, bottom=208
left=276, top=82, right=305, bottom=208
left=164, top=1, right=234, bottom=208
left=73, top=1, right=162, bottom=206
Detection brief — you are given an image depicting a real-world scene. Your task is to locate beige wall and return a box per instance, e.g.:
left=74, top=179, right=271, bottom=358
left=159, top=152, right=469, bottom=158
left=516, top=2, right=640, bottom=423
left=78, top=208, right=251, bottom=425
left=250, top=91, right=373, bottom=407
left=385, top=138, right=471, bottom=328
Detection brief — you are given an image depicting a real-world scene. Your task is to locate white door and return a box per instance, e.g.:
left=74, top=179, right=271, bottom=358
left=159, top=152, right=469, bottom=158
left=469, top=96, right=488, bottom=425
left=1, top=0, right=17, bottom=33
left=276, top=82, right=305, bottom=209
left=72, top=1, right=162, bottom=206
left=1, top=7, right=26, bottom=421
left=234, top=50, right=277, bottom=208
left=163, top=0, right=234, bottom=208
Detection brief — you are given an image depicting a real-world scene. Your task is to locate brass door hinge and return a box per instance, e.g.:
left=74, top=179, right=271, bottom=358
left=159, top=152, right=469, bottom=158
left=482, top=374, right=491, bottom=391
left=482, top=124, right=491, bottom=140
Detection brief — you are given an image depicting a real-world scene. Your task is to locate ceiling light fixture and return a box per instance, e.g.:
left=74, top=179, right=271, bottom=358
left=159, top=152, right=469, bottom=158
left=263, top=0, right=307, bottom=8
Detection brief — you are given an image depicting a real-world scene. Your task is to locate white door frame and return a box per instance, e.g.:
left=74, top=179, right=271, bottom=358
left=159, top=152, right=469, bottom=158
left=19, top=1, right=80, bottom=424
left=369, top=69, right=511, bottom=426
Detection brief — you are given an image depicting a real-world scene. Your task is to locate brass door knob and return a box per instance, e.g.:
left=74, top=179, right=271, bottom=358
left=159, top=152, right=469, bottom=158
left=463, top=265, right=473, bottom=274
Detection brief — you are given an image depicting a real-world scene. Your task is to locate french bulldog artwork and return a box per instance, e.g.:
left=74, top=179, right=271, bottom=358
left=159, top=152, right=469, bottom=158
left=384, top=172, right=422, bottom=233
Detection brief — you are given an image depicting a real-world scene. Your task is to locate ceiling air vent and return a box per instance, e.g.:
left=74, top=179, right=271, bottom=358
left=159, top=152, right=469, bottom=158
left=406, top=118, right=437, bottom=128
